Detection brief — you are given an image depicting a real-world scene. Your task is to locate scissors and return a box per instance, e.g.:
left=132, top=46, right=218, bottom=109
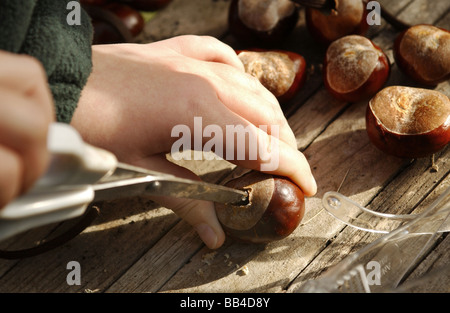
left=0, top=123, right=249, bottom=242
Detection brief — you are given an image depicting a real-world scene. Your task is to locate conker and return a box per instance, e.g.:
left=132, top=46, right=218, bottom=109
left=83, top=2, right=144, bottom=44
left=237, top=49, right=306, bottom=103
left=394, top=24, right=450, bottom=86
left=91, top=19, right=126, bottom=45
left=215, top=171, right=305, bottom=244
left=104, top=3, right=145, bottom=37
left=366, top=86, right=450, bottom=158
left=323, top=35, right=390, bottom=102
left=305, top=0, right=369, bottom=45
left=228, top=0, right=299, bottom=46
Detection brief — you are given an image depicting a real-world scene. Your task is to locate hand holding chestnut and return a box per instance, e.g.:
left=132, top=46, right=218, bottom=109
left=71, top=35, right=316, bottom=248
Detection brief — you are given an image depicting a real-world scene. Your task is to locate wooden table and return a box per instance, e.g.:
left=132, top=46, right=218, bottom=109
left=0, top=0, right=448, bottom=293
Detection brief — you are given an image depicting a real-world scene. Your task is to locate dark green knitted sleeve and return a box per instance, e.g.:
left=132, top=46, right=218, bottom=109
left=0, top=0, right=93, bottom=123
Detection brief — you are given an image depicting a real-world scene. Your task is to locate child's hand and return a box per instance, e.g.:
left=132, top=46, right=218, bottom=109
left=0, top=51, right=54, bottom=209
left=72, top=35, right=316, bottom=248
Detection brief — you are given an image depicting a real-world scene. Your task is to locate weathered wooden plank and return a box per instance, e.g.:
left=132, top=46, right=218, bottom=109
left=0, top=198, right=179, bottom=292
left=106, top=220, right=204, bottom=292
left=0, top=0, right=448, bottom=293
left=105, top=0, right=450, bottom=293
left=286, top=1, right=450, bottom=287
left=399, top=235, right=450, bottom=292
left=287, top=2, right=450, bottom=290
left=151, top=95, right=408, bottom=292
left=287, top=147, right=449, bottom=292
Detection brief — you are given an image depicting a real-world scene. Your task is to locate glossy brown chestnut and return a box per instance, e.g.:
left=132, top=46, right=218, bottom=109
left=305, top=0, right=369, bottom=45
left=237, top=49, right=306, bottom=103
left=215, top=171, right=305, bottom=244
left=118, top=0, right=172, bottom=11
left=394, top=24, right=450, bottom=86
left=104, top=3, right=145, bottom=37
left=228, top=0, right=299, bottom=47
left=324, top=35, right=390, bottom=102
left=83, top=3, right=136, bottom=44
left=91, top=19, right=125, bottom=45
left=366, top=86, right=450, bottom=158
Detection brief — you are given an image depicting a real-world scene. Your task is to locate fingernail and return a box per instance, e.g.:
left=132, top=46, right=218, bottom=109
left=195, top=223, right=218, bottom=249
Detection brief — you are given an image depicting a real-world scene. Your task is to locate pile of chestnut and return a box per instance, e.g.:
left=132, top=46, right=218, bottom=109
left=80, top=0, right=173, bottom=44
left=217, top=0, right=449, bottom=244
left=228, top=0, right=449, bottom=158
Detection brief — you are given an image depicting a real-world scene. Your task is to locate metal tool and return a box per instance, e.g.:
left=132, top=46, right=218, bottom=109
left=0, top=123, right=248, bottom=241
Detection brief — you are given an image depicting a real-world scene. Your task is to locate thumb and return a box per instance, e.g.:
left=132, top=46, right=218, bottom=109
left=130, top=154, right=225, bottom=249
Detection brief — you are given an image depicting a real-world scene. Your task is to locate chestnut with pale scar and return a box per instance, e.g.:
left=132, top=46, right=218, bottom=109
left=366, top=86, right=450, bottom=158
left=394, top=24, right=450, bottom=86
left=228, top=0, right=299, bottom=46
left=215, top=171, right=305, bottom=244
left=305, top=0, right=369, bottom=45
left=324, top=35, right=390, bottom=102
left=238, top=49, right=306, bottom=103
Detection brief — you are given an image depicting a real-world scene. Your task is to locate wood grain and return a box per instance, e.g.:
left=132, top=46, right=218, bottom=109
left=0, top=0, right=448, bottom=293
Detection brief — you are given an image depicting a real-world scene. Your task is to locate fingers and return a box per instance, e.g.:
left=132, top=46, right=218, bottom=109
left=162, top=35, right=245, bottom=72
left=0, top=51, right=54, bottom=206
left=129, top=154, right=226, bottom=249
left=205, top=62, right=298, bottom=149
left=203, top=107, right=317, bottom=196
left=0, top=90, right=50, bottom=192
left=233, top=134, right=318, bottom=197
left=196, top=56, right=314, bottom=194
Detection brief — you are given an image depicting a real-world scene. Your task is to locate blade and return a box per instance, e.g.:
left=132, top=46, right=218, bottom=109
left=93, top=164, right=249, bottom=205
left=100, top=162, right=176, bottom=182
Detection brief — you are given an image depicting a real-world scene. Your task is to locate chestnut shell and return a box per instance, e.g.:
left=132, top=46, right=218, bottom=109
left=215, top=171, right=305, bottom=244
left=305, top=0, right=369, bottom=45
left=237, top=49, right=307, bottom=103
left=105, top=3, right=145, bottom=37
left=394, top=24, right=450, bottom=86
left=323, top=35, right=390, bottom=102
left=228, top=0, right=299, bottom=47
left=366, top=86, right=450, bottom=158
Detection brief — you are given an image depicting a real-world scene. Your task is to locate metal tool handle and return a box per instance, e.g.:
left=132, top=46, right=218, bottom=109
left=0, top=123, right=118, bottom=241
